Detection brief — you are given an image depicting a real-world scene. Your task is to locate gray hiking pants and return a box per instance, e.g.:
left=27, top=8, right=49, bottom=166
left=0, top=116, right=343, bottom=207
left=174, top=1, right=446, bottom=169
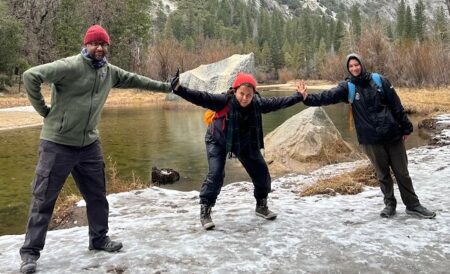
left=362, top=139, right=420, bottom=208
left=20, top=139, right=109, bottom=260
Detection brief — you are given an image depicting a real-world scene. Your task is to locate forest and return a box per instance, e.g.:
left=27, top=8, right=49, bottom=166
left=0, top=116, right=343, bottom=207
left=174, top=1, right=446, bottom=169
left=0, top=0, right=449, bottom=90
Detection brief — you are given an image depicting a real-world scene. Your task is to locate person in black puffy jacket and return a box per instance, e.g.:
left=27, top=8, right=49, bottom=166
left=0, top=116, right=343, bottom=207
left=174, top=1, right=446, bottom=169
left=171, top=71, right=305, bottom=230
left=297, top=53, right=435, bottom=219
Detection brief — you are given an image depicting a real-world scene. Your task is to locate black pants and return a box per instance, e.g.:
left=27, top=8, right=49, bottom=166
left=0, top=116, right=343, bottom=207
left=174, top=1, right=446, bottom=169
left=199, top=141, right=271, bottom=206
left=20, top=139, right=109, bottom=260
left=362, top=139, right=420, bottom=208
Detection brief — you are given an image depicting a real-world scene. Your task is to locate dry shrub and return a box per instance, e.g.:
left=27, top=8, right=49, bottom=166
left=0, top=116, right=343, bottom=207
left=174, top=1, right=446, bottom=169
left=319, top=53, right=346, bottom=82
left=51, top=156, right=149, bottom=229
left=144, top=38, right=239, bottom=81
left=320, top=28, right=450, bottom=88
left=303, top=139, right=358, bottom=166
left=301, top=177, right=363, bottom=196
left=106, top=156, right=150, bottom=193
left=278, top=68, right=296, bottom=83
left=300, top=164, right=378, bottom=197
left=358, top=28, right=392, bottom=76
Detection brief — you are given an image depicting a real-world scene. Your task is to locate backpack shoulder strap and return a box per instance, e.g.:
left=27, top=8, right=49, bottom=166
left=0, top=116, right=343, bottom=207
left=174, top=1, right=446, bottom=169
left=371, top=73, right=383, bottom=91
left=347, top=81, right=356, bottom=103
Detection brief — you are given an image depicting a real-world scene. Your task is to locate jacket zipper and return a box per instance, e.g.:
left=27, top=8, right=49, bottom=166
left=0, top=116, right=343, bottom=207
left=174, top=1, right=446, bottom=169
left=82, top=69, right=98, bottom=146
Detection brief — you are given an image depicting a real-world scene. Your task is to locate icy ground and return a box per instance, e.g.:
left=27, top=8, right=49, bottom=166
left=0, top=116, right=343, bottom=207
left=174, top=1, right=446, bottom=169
left=1, top=132, right=450, bottom=273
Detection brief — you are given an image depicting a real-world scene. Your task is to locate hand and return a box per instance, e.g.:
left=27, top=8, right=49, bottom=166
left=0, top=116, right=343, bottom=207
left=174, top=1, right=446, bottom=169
left=403, top=135, right=409, bottom=141
left=170, top=68, right=180, bottom=92
left=296, top=80, right=308, bottom=99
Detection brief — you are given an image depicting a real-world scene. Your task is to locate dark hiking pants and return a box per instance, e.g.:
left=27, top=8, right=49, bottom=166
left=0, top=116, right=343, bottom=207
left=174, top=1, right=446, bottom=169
left=199, top=141, right=271, bottom=206
left=362, top=139, right=420, bottom=208
left=20, top=139, right=109, bottom=260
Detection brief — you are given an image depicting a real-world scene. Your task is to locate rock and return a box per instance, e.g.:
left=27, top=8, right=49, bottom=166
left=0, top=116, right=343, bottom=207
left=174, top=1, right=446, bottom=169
left=166, top=53, right=256, bottom=101
left=264, top=107, right=363, bottom=175
left=151, top=166, right=180, bottom=184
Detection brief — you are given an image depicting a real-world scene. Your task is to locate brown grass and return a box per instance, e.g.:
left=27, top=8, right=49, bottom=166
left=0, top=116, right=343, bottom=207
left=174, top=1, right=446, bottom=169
left=397, top=87, right=450, bottom=115
left=300, top=164, right=378, bottom=197
left=50, top=156, right=150, bottom=228
left=0, top=84, right=166, bottom=109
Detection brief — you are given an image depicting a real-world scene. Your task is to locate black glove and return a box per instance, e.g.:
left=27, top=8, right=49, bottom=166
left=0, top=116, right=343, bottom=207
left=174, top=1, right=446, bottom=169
left=170, top=68, right=180, bottom=92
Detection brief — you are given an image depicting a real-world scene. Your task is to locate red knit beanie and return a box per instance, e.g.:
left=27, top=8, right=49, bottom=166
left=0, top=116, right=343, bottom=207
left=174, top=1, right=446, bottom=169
left=83, top=25, right=110, bottom=45
left=232, top=72, right=257, bottom=91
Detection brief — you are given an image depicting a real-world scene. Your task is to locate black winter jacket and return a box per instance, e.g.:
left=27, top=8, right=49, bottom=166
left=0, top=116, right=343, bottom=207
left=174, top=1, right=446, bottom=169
left=303, top=76, right=413, bottom=145
left=174, top=86, right=303, bottom=155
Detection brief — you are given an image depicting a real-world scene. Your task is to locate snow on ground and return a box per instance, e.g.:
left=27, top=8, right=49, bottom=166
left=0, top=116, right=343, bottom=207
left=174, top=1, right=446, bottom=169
left=0, top=106, right=35, bottom=112
left=1, top=135, right=450, bottom=273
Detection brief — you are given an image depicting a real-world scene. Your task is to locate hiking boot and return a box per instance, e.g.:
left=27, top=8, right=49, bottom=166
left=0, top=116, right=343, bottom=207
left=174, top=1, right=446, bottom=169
left=200, top=204, right=215, bottom=230
left=380, top=205, right=396, bottom=218
left=89, top=238, right=123, bottom=252
left=255, top=198, right=277, bottom=220
left=20, top=258, right=37, bottom=274
left=405, top=205, right=436, bottom=219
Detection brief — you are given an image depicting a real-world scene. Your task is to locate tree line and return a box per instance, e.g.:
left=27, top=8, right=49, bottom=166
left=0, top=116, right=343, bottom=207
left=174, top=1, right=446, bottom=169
left=0, top=0, right=449, bottom=91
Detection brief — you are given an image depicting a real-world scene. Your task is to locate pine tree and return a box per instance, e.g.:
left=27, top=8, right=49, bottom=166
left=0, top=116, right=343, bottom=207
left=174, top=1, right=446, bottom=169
left=333, top=17, right=345, bottom=53
left=396, top=0, right=406, bottom=39
left=433, top=7, right=449, bottom=44
left=257, top=10, right=271, bottom=47
left=239, top=11, right=249, bottom=43
left=405, top=6, right=414, bottom=40
left=315, top=38, right=327, bottom=77
left=0, top=2, right=24, bottom=88
left=217, top=0, right=232, bottom=27
left=258, top=41, right=272, bottom=71
left=414, top=0, right=426, bottom=41
left=350, top=4, right=362, bottom=40
left=108, top=0, right=152, bottom=71
left=53, top=0, right=84, bottom=57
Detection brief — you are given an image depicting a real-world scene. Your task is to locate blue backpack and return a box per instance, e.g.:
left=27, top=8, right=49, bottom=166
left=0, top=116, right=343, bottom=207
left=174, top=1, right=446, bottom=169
left=347, top=73, right=383, bottom=103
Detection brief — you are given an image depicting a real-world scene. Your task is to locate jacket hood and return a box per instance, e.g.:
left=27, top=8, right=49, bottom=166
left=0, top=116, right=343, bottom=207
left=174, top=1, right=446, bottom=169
left=345, top=53, right=370, bottom=84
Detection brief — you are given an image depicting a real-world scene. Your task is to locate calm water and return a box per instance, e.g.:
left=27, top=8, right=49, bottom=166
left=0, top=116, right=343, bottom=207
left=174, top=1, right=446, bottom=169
left=0, top=88, right=428, bottom=235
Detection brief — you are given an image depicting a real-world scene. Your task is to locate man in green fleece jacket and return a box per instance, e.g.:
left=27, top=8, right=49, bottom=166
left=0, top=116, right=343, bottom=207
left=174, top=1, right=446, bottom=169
left=19, top=25, right=170, bottom=274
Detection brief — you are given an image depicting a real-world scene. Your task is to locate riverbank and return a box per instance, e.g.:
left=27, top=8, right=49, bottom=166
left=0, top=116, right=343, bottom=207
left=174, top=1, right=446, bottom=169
left=0, top=85, right=166, bottom=131
left=1, top=83, right=449, bottom=131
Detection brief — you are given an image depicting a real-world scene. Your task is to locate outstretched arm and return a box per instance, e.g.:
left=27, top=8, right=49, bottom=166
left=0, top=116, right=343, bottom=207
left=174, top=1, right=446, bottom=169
left=258, top=92, right=304, bottom=113
left=112, top=65, right=171, bottom=92
left=170, top=69, right=228, bottom=110
left=302, top=81, right=348, bottom=106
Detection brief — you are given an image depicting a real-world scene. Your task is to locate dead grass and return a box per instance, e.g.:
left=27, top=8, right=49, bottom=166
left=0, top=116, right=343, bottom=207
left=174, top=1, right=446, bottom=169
left=300, top=164, right=378, bottom=197
left=397, top=86, right=450, bottom=115
left=105, top=156, right=150, bottom=193
left=50, top=156, right=150, bottom=229
left=0, top=84, right=166, bottom=109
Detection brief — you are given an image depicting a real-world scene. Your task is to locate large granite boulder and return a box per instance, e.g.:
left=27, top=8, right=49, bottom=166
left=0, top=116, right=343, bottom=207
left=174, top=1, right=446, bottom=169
left=167, top=53, right=255, bottom=100
left=264, top=107, right=363, bottom=175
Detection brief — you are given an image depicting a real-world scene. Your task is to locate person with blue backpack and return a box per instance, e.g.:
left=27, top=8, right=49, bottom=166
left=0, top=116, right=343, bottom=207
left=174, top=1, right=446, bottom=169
left=171, top=71, right=306, bottom=230
left=296, top=53, right=436, bottom=219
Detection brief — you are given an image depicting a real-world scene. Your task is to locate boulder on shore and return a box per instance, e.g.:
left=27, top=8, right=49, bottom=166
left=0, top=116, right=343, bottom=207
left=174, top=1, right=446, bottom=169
left=166, top=53, right=255, bottom=101
left=264, top=107, right=363, bottom=175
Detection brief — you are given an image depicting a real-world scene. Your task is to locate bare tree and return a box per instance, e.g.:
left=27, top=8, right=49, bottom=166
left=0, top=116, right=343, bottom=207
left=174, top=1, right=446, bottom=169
left=8, top=0, right=59, bottom=64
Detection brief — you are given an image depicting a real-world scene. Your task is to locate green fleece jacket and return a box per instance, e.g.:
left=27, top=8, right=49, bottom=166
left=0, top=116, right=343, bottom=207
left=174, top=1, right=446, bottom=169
left=24, top=54, right=171, bottom=147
